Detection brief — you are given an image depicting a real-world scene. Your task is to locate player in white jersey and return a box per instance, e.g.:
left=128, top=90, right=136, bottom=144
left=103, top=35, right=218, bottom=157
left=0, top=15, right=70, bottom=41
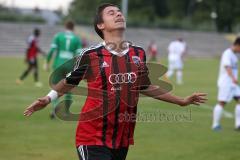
left=166, top=38, right=187, bottom=85
left=212, top=37, right=240, bottom=131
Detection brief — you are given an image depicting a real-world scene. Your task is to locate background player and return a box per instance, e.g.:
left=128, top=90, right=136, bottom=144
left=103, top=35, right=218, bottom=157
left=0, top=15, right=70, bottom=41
left=16, top=28, right=45, bottom=87
left=44, top=20, right=84, bottom=119
left=212, top=37, right=240, bottom=131
left=166, top=38, right=187, bottom=85
left=147, top=40, right=158, bottom=62
left=24, top=3, right=207, bottom=160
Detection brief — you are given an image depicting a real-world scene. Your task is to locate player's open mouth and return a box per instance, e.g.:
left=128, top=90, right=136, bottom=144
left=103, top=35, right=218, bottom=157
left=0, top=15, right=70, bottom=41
left=115, top=19, right=125, bottom=23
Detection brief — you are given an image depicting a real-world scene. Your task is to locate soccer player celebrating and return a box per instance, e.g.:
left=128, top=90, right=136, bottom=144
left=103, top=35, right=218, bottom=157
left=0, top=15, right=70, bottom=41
left=212, top=37, right=240, bottom=131
left=16, top=28, right=45, bottom=87
left=44, top=21, right=83, bottom=119
left=24, top=3, right=206, bottom=160
left=166, top=38, right=187, bottom=85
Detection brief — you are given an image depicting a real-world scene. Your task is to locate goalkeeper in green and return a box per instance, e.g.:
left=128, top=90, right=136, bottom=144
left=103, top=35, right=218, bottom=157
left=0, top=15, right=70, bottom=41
left=45, top=21, right=83, bottom=119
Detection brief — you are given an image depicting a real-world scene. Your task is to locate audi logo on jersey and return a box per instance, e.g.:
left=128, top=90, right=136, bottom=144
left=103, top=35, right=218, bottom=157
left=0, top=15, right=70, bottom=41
left=108, top=72, right=137, bottom=85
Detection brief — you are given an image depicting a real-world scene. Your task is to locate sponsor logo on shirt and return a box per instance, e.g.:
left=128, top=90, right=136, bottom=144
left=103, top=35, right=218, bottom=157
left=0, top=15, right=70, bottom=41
left=101, top=61, right=109, bottom=68
left=108, top=72, right=137, bottom=85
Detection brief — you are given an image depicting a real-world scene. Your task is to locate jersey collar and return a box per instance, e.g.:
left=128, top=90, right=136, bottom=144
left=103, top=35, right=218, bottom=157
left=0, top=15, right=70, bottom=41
left=65, top=30, right=73, bottom=34
left=102, top=41, right=129, bottom=56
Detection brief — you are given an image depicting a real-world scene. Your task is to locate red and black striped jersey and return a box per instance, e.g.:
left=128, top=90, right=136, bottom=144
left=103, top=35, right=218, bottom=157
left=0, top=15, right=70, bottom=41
left=26, top=35, right=39, bottom=60
left=65, top=42, right=151, bottom=149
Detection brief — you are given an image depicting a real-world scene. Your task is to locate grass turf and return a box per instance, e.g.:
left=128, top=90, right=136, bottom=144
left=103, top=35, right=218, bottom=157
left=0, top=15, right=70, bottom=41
left=0, top=57, right=239, bottom=160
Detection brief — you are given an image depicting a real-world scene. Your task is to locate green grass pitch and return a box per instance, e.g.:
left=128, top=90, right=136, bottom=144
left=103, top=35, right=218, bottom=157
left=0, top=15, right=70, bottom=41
left=0, top=57, right=240, bottom=160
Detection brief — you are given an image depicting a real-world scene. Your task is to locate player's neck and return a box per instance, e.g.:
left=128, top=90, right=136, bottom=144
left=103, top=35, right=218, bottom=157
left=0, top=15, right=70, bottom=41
left=104, top=30, right=125, bottom=52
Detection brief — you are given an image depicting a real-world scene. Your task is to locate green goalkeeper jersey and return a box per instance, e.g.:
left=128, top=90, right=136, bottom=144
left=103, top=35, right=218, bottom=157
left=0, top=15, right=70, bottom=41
left=47, top=30, right=82, bottom=69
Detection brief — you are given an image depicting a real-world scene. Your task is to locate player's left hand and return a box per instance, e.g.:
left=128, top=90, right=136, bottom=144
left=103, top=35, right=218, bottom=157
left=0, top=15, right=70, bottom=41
left=23, top=96, right=50, bottom=116
left=181, top=93, right=207, bottom=106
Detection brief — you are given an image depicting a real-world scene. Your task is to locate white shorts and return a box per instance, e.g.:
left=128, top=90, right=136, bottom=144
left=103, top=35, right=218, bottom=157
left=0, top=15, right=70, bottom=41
left=218, top=85, right=240, bottom=102
left=168, top=59, right=183, bottom=70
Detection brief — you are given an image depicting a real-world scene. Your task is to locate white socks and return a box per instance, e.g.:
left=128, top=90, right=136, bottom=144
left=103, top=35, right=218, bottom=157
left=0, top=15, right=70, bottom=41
left=166, top=70, right=183, bottom=85
left=235, top=104, right=240, bottom=128
left=176, top=70, right=183, bottom=85
left=212, top=104, right=223, bottom=128
left=212, top=104, right=240, bottom=129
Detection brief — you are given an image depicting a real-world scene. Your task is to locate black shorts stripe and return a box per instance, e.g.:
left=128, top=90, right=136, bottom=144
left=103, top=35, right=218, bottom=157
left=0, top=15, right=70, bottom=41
left=77, top=146, right=88, bottom=160
left=76, top=146, right=82, bottom=160
left=112, top=55, right=121, bottom=148
left=96, top=48, right=108, bottom=146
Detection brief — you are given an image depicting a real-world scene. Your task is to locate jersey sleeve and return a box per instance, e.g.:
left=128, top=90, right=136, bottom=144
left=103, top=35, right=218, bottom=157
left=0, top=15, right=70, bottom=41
left=65, top=51, right=90, bottom=86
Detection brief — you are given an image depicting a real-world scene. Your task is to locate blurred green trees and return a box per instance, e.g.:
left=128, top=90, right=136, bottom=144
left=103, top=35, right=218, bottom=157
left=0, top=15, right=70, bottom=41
left=0, top=5, right=45, bottom=23
left=67, top=0, right=240, bottom=32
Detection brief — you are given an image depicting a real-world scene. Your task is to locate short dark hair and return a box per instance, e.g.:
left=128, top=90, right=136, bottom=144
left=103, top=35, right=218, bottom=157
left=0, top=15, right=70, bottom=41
left=94, top=3, right=118, bottom=39
left=65, top=20, right=75, bottom=30
left=234, top=37, right=240, bottom=45
left=33, top=28, right=40, bottom=37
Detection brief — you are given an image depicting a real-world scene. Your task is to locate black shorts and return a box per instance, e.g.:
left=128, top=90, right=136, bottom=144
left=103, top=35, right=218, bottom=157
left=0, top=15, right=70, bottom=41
left=27, top=58, right=38, bottom=66
left=76, top=145, right=128, bottom=160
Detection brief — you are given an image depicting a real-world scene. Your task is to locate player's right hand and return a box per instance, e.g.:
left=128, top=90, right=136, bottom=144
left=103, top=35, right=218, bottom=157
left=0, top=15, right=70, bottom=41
left=23, top=96, right=51, bottom=116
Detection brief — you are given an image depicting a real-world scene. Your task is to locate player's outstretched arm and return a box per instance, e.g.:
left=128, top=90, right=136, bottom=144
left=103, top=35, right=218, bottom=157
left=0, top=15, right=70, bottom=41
left=140, top=85, right=207, bottom=106
left=44, top=47, right=56, bottom=71
left=24, top=79, right=75, bottom=116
